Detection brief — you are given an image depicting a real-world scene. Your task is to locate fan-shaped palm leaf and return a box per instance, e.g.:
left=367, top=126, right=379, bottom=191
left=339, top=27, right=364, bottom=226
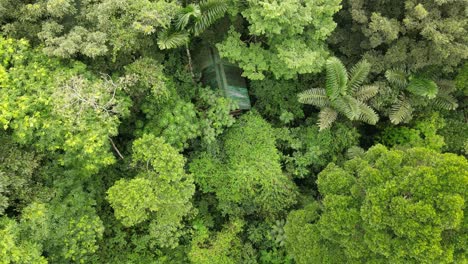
left=176, top=5, right=201, bottom=31
left=298, top=88, right=329, bottom=107
left=318, top=107, right=338, bottom=131
left=161, top=0, right=227, bottom=50
left=348, top=60, right=371, bottom=92
left=354, top=84, right=379, bottom=102
left=157, top=30, right=190, bottom=50
left=389, top=97, right=413, bottom=124
left=325, top=57, right=348, bottom=100
left=407, top=77, right=438, bottom=99
left=357, top=100, right=379, bottom=124
left=385, top=68, right=408, bottom=88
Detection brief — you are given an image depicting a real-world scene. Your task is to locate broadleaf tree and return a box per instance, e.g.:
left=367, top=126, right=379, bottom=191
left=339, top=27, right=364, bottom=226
left=285, top=145, right=468, bottom=264
left=216, top=0, right=342, bottom=80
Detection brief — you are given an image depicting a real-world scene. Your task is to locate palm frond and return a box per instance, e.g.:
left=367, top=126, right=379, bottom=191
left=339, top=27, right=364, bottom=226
left=356, top=100, right=379, bottom=125
left=389, top=97, right=413, bottom=124
left=385, top=68, right=408, bottom=88
left=325, top=57, right=348, bottom=100
left=298, top=88, right=329, bottom=107
left=157, top=30, right=190, bottom=50
left=436, top=80, right=457, bottom=90
left=176, top=4, right=201, bottom=31
left=433, top=92, right=458, bottom=110
left=436, top=79, right=456, bottom=93
left=318, top=107, right=338, bottom=131
left=334, top=95, right=360, bottom=121
left=432, top=80, right=458, bottom=110
left=347, top=146, right=365, bottom=159
left=407, top=77, right=438, bottom=99
left=192, top=0, right=228, bottom=36
left=348, top=60, right=371, bottom=92
left=200, top=0, right=228, bottom=20
left=354, top=84, right=379, bottom=102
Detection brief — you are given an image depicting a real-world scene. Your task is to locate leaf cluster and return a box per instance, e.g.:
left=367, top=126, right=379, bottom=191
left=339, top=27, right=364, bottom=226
left=298, top=57, right=379, bottom=130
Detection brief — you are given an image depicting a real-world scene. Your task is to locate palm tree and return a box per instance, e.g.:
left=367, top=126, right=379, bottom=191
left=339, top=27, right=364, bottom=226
left=157, top=0, right=228, bottom=50
left=157, top=0, right=228, bottom=80
left=384, top=68, right=458, bottom=124
left=298, top=57, right=379, bottom=131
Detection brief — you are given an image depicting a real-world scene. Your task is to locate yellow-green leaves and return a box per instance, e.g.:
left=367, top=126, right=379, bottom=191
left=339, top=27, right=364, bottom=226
left=0, top=37, right=131, bottom=177
left=106, top=178, right=157, bottom=226
left=189, top=219, right=245, bottom=264
left=0, top=216, right=48, bottom=264
left=286, top=145, right=468, bottom=263
left=217, top=0, right=341, bottom=79
left=132, top=134, right=187, bottom=180
left=0, top=202, right=49, bottom=264
left=107, top=134, right=195, bottom=248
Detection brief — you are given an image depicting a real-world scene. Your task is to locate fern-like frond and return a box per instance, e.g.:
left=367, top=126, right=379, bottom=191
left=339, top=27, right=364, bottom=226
left=176, top=4, right=201, bottom=31
left=389, top=97, right=413, bottom=124
left=331, top=97, right=349, bottom=119
left=298, top=88, right=329, bottom=107
left=326, top=57, right=348, bottom=100
left=318, top=107, right=338, bottom=131
left=433, top=92, right=458, bottom=110
left=431, top=79, right=457, bottom=110
left=347, top=146, right=365, bottom=159
left=157, top=30, right=190, bottom=50
left=407, top=77, right=438, bottom=99
left=354, top=84, right=379, bottom=102
left=356, top=100, right=379, bottom=125
left=200, top=0, right=228, bottom=20
left=436, top=79, right=456, bottom=93
left=334, top=95, right=360, bottom=121
left=385, top=68, right=408, bottom=88
left=192, top=0, right=228, bottom=36
left=348, top=60, right=371, bottom=92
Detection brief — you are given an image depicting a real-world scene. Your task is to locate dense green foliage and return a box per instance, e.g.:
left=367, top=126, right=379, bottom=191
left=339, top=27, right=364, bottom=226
left=285, top=145, right=468, bottom=263
left=0, top=0, right=466, bottom=263
left=330, top=0, right=468, bottom=74
left=217, top=0, right=341, bottom=80
left=298, top=57, right=379, bottom=130
left=107, top=134, right=194, bottom=248
left=190, top=112, right=297, bottom=217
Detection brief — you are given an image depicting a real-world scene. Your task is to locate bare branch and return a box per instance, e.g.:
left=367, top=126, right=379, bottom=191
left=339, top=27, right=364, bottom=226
left=108, top=137, right=124, bottom=160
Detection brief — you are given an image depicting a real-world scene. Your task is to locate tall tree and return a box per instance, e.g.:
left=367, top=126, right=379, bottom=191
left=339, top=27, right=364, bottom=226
left=107, top=134, right=195, bottom=248
left=0, top=203, right=49, bottom=264
left=188, top=218, right=246, bottom=264
left=216, top=0, right=342, bottom=80
left=0, top=0, right=181, bottom=60
left=330, top=0, right=468, bottom=74
left=157, top=0, right=229, bottom=50
left=190, top=112, right=298, bottom=217
left=285, top=145, right=468, bottom=263
left=0, top=37, right=132, bottom=177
